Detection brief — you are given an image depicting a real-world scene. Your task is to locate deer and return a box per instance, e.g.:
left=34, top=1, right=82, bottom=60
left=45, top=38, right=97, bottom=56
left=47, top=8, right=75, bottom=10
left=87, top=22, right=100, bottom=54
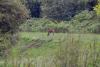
left=47, top=28, right=55, bottom=36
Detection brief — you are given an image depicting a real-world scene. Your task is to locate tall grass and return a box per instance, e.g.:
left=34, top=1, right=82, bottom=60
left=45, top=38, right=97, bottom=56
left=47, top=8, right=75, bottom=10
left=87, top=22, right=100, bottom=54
left=0, top=33, right=100, bottom=67
left=56, top=34, right=100, bottom=67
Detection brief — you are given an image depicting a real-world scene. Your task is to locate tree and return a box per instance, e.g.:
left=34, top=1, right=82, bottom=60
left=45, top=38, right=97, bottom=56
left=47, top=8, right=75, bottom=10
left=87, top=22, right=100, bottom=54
left=26, top=0, right=41, bottom=18
left=94, top=0, right=100, bottom=15
left=0, top=0, right=29, bottom=56
left=41, top=0, right=89, bottom=20
left=87, top=0, right=98, bottom=11
left=0, top=0, right=29, bottom=33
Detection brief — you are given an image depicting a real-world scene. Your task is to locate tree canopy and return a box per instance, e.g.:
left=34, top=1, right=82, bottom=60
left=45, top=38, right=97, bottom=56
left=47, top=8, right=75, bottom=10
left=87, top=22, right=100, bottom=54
left=40, top=0, right=97, bottom=20
left=0, top=0, right=29, bottom=33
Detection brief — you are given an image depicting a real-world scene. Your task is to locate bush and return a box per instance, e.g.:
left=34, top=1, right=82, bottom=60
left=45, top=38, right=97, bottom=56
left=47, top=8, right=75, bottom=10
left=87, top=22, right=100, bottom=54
left=0, top=0, right=29, bottom=57
left=20, top=10, right=100, bottom=33
left=94, top=3, right=100, bottom=15
left=20, top=18, right=70, bottom=33
left=0, top=34, right=11, bottom=57
left=0, top=0, right=29, bottom=33
left=68, top=10, right=100, bottom=33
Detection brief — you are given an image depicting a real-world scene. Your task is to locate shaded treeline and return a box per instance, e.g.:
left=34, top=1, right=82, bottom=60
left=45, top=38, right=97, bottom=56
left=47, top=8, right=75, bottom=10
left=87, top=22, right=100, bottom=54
left=0, top=0, right=98, bottom=33
left=26, top=0, right=98, bottom=20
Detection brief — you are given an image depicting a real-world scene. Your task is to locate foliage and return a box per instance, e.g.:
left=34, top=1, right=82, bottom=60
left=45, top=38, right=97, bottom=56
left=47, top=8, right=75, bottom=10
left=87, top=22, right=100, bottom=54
left=56, top=34, right=100, bottom=67
left=25, top=0, right=97, bottom=20
left=20, top=10, right=100, bottom=33
left=69, top=10, right=100, bottom=33
left=0, top=32, right=100, bottom=67
left=0, top=0, right=29, bottom=33
left=41, top=0, right=89, bottom=20
left=20, top=18, right=70, bottom=33
left=26, top=0, right=41, bottom=18
left=94, top=4, right=100, bottom=15
left=0, top=34, right=11, bottom=58
left=73, top=10, right=93, bottom=21
left=0, top=0, right=29, bottom=57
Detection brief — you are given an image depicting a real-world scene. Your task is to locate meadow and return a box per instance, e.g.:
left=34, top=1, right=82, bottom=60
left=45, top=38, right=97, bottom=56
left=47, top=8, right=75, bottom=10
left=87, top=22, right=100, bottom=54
left=0, top=0, right=100, bottom=67
left=0, top=32, right=100, bottom=67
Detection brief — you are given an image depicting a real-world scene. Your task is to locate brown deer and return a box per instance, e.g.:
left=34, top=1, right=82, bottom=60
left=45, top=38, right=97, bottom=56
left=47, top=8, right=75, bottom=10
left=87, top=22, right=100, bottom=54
left=47, top=28, right=55, bottom=36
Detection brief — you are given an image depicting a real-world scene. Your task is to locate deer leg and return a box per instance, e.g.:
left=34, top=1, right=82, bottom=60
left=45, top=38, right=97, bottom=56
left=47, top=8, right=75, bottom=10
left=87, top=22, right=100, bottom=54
left=47, top=32, right=49, bottom=36
left=53, top=32, right=54, bottom=35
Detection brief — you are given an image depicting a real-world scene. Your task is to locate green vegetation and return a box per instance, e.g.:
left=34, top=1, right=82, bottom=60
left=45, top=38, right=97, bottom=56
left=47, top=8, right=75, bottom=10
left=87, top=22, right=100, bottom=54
left=0, top=32, right=100, bottom=67
left=0, top=0, right=100, bottom=67
left=94, top=4, right=100, bottom=15
left=0, top=0, right=29, bottom=33
left=19, top=18, right=69, bottom=33
left=20, top=10, right=100, bottom=33
left=0, top=0, right=29, bottom=57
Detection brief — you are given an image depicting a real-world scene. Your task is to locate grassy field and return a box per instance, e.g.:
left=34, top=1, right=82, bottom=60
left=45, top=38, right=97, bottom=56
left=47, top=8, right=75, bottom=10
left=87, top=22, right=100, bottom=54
left=0, top=32, right=100, bottom=67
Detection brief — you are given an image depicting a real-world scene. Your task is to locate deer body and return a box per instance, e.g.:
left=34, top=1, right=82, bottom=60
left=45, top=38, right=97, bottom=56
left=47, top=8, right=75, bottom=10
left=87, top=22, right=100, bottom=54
left=47, top=28, right=55, bottom=36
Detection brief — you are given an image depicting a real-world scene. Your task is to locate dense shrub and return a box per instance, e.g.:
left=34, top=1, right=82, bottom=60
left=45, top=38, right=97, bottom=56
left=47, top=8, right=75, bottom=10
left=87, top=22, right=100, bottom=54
left=0, top=0, right=29, bottom=33
left=20, top=10, right=100, bottom=33
left=0, top=0, right=29, bottom=57
left=20, top=18, right=70, bottom=33
left=68, top=10, right=100, bottom=33
left=0, top=34, right=11, bottom=57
